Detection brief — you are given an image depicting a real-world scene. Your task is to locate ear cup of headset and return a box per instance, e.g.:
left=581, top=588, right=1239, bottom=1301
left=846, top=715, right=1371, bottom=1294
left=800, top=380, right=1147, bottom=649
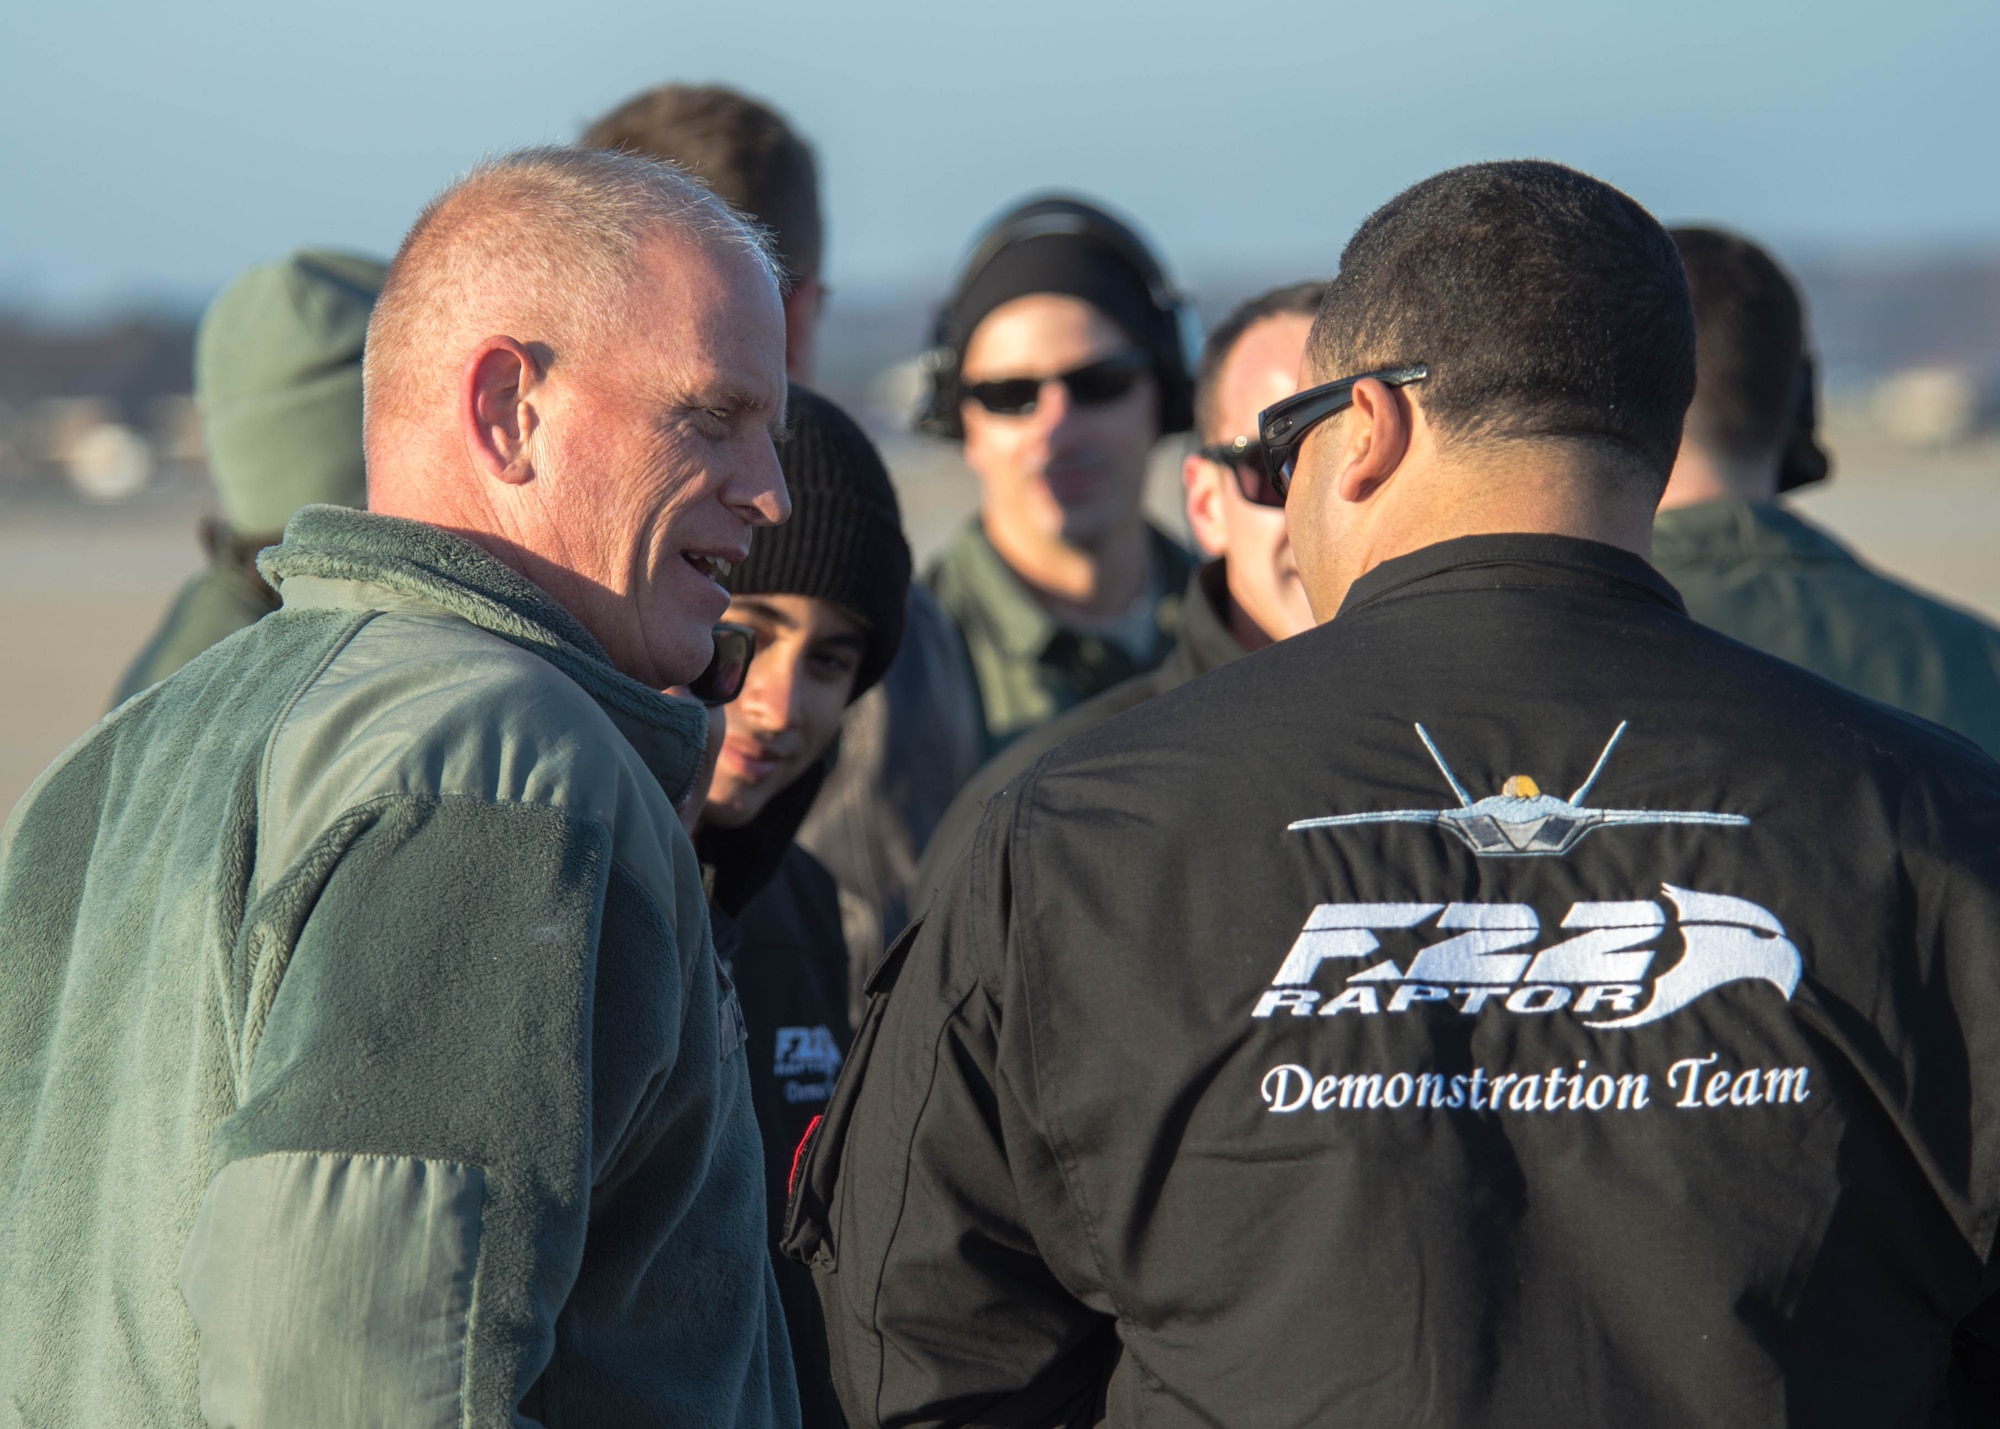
left=1776, top=353, right=1830, bottom=493
left=915, top=336, right=963, bottom=440
left=915, top=195, right=1194, bottom=440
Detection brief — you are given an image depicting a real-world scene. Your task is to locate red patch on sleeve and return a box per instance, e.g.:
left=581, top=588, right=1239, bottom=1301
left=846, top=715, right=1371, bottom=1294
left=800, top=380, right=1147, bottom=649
left=789, top=1114, right=823, bottom=1198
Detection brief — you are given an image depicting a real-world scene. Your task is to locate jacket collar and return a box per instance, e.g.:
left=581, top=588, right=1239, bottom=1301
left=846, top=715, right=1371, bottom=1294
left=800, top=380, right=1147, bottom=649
left=1337, top=532, right=1686, bottom=621
left=939, top=520, right=1057, bottom=659
left=1651, top=497, right=1858, bottom=566
left=1162, top=559, right=1254, bottom=681
left=259, top=503, right=708, bottom=801
left=695, top=752, right=832, bottom=919
left=934, top=518, right=1187, bottom=661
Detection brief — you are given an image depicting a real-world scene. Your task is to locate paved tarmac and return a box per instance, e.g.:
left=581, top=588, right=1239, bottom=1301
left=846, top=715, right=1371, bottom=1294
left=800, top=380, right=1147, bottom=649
left=3, top=415, right=1996, bottom=821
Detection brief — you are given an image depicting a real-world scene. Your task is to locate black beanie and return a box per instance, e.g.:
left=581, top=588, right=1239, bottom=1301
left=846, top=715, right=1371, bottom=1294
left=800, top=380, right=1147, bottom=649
left=953, top=234, right=1164, bottom=369
left=726, top=386, right=911, bottom=698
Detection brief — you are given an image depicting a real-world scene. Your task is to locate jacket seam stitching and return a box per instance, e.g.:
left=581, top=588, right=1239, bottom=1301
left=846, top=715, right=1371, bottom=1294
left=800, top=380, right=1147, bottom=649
left=238, top=792, right=405, bottom=1083
left=1010, top=769, right=1139, bottom=1336
left=593, top=859, right=688, bottom=1185
left=865, top=975, right=981, bottom=1424
left=215, top=1148, right=483, bottom=1169
left=256, top=610, right=380, bottom=842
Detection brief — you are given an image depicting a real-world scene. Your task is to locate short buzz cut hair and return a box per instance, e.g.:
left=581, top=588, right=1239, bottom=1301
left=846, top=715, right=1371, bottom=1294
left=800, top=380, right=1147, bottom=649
left=363, top=145, right=774, bottom=441
left=1307, top=160, right=1696, bottom=484
left=1195, top=280, right=1328, bottom=439
left=1670, top=227, right=1806, bottom=465
left=582, top=84, right=823, bottom=284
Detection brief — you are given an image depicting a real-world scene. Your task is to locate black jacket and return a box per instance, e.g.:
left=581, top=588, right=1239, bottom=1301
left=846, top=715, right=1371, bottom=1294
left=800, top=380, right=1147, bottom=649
left=911, top=559, right=1250, bottom=919
left=787, top=534, right=2000, bottom=1428
left=702, top=765, right=855, bottom=1429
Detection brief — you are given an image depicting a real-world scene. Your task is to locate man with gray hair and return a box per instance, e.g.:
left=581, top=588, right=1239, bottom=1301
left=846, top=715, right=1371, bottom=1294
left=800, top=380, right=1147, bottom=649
left=0, top=148, right=798, bottom=1426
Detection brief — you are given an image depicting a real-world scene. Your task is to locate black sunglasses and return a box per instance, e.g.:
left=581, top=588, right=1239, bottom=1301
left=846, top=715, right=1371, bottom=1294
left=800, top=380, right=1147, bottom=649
left=1193, top=435, right=1285, bottom=509
left=961, top=350, right=1150, bottom=416
left=1257, top=364, right=1429, bottom=501
left=687, top=622, right=757, bottom=707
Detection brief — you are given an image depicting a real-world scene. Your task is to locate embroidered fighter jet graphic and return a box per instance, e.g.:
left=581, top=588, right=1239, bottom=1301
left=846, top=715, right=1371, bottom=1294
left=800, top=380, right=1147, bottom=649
left=1287, top=721, right=1749, bottom=857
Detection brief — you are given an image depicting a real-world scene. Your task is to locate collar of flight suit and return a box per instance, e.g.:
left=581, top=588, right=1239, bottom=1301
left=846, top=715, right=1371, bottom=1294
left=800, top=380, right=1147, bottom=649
left=932, top=517, right=1188, bottom=662
left=1336, top=531, right=1688, bottom=622
left=1160, top=557, right=1255, bottom=681
left=1651, top=496, right=1861, bottom=570
left=258, top=502, right=709, bottom=804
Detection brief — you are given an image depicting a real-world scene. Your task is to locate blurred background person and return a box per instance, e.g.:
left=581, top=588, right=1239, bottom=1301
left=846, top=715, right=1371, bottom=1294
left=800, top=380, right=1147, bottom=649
left=917, top=195, right=1199, bottom=757
left=693, top=386, right=912, bottom=1429
left=914, top=280, right=1326, bottom=901
left=110, top=249, right=384, bottom=704
left=1653, top=227, right=2000, bottom=756
left=584, top=85, right=826, bottom=380
left=586, top=84, right=982, bottom=1015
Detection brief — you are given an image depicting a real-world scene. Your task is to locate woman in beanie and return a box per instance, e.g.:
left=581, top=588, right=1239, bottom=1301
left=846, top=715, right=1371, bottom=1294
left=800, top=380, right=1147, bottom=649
left=692, top=386, right=910, bottom=1429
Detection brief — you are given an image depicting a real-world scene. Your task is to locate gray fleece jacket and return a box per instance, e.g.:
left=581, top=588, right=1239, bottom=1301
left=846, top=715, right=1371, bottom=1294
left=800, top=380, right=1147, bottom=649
left=0, top=504, right=798, bottom=1427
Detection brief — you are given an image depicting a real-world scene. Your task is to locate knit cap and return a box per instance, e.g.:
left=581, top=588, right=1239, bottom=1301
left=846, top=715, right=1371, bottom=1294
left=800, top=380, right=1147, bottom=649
left=726, top=386, right=911, bottom=698
left=196, top=249, right=386, bottom=535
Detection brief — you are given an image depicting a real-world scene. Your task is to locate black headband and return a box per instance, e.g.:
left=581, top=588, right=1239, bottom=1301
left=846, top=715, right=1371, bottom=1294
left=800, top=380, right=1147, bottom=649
left=951, top=234, right=1166, bottom=364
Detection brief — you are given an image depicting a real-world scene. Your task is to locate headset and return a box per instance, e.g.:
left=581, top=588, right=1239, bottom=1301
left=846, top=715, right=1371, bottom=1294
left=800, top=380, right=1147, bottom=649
left=915, top=195, right=1200, bottom=440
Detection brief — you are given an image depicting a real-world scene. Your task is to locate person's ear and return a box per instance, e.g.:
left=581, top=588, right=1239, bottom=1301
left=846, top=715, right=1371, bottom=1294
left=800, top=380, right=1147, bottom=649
left=1182, top=451, right=1230, bottom=558
left=460, top=337, right=542, bottom=486
left=1327, top=377, right=1414, bottom=504
left=781, top=276, right=823, bottom=382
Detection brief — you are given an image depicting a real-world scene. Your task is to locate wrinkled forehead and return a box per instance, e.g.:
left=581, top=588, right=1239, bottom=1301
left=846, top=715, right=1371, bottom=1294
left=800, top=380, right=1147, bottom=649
left=610, top=232, right=787, bottom=394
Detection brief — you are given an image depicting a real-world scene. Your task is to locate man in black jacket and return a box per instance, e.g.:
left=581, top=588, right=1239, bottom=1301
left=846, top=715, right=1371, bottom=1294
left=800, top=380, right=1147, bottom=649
left=788, top=162, right=2000, bottom=1426
left=696, top=386, right=912, bottom=1428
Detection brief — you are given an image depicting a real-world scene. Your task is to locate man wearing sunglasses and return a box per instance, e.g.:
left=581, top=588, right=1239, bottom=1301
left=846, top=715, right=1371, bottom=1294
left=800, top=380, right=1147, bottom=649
left=920, top=196, right=1199, bottom=755
left=792, top=161, right=2000, bottom=1426
left=910, top=281, right=1326, bottom=909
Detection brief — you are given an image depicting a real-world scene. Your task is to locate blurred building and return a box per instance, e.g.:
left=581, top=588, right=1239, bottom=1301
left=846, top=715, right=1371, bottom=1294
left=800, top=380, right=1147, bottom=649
left=4, top=249, right=2000, bottom=512
left=0, top=315, right=203, bottom=503
left=1792, top=255, right=2000, bottom=443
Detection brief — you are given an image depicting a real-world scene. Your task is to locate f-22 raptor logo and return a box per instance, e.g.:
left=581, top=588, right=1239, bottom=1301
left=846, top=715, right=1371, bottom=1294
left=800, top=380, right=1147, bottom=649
left=1288, top=721, right=1749, bottom=857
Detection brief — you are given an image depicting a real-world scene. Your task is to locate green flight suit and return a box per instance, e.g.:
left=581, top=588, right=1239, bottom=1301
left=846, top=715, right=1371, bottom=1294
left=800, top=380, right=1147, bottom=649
left=2, top=504, right=796, bottom=1427
left=913, top=556, right=1248, bottom=913
left=111, top=543, right=278, bottom=706
left=1652, top=497, right=2000, bottom=756
left=925, top=518, right=1196, bottom=755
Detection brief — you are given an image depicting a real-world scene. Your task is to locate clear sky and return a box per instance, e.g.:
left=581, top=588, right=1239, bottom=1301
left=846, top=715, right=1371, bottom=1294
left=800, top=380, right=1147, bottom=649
left=3, top=0, right=1995, bottom=314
